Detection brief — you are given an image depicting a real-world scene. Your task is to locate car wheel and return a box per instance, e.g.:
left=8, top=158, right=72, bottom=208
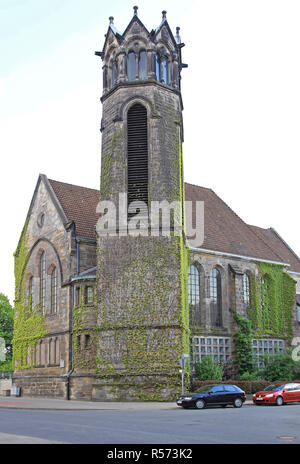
left=233, top=397, right=243, bottom=408
left=221, top=405, right=227, bottom=408
left=195, top=399, right=206, bottom=409
left=276, top=396, right=284, bottom=406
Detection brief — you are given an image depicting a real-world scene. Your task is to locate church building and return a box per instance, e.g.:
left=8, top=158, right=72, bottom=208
left=13, top=8, right=300, bottom=401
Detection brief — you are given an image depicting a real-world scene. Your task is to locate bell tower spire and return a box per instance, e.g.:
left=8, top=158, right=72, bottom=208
left=93, top=8, right=189, bottom=401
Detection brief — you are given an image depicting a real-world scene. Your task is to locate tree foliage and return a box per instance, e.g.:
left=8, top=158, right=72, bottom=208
left=194, top=356, right=223, bottom=381
left=0, top=293, right=14, bottom=367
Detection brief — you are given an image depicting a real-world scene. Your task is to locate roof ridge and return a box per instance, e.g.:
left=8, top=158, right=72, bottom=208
left=247, top=224, right=287, bottom=265
left=48, top=178, right=99, bottom=193
left=270, top=227, right=300, bottom=263
left=184, top=181, right=212, bottom=190
left=204, top=187, right=285, bottom=263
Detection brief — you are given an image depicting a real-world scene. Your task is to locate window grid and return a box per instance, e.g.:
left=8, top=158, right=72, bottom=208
left=188, top=265, right=200, bottom=305
left=252, top=338, right=285, bottom=369
left=191, top=336, right=230, bottom=364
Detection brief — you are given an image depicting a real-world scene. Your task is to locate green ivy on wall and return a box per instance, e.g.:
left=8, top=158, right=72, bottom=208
left=13, top=219, right=47, bottom=370
left=248, top=262, right=295, bottom=341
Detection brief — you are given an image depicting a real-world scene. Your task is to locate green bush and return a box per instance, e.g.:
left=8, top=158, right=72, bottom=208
left=230, top=309, right=254, bottom=376
left=239, top=370, right=262, bottom=381
left=194, top=356, right=223, bottom=381
left=260, top=350, right=300, bottom=382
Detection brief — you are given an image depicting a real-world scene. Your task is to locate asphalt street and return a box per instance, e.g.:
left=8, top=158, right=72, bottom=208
left=0, top=403, right=299, bottom=444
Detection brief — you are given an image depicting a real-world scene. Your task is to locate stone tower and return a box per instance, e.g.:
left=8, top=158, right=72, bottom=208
left=93, top=7, right=189, bottom=401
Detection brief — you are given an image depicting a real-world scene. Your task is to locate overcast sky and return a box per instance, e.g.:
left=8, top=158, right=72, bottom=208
left=1, top=0, right=299, bottom=305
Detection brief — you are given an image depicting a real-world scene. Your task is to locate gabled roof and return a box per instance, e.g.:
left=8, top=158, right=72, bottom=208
left=40, top=177, right=300, bottom=270
left=48, top=178, right=99, bottom=240
left=122, top=12, right=150, bottom=39
left=153, top=17, right=178, bottom=48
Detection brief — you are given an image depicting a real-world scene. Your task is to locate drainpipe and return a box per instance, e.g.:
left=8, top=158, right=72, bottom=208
left=66, top=259, right=76, bottom=401
left=66, top=368, right=73, bottom=401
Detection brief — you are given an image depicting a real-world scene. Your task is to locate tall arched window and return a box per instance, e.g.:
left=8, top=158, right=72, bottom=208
left=242, top=273, right=250, bottom=305
left=28, top=276, right=33, bottom=310
left=155, top=54, right=161, bottom=81
left=188, top=264, right=201, bottom=325
left=40, top=252, right=46, bottom=314
left=111, top=62, right=117, bottom=88
left=155, top=54, right=169, bottom=84
left=209, top=268, right=222, bottom=327
left=138, top=51, right=147, bottom=80
left=127, top=103, right=148, bottom=214
left=51, top=266, right=57, bottom=314
left=127, top=52, right=136, bottom=81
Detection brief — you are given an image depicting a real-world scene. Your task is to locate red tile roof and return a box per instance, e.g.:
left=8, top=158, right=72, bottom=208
left=48, top=179, right=99, bottom=240
left=47, top=177, right=300, bottom=271
left=248, top=225, right=300, bottom=273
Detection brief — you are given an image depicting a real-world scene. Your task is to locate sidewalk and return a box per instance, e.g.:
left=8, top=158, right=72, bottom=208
left=0, top=395, right=254, bottom=410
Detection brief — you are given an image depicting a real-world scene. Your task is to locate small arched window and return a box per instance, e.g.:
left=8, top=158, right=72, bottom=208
left=127, top=52, right=136, bottom=81
left=40, top=252, right=46, bottom=314
left=188, top=264, right=201, bottom=325
left=111, top=62, right=116, bottom=88
left=162, top=58, right=169, bottom=84
left=51, top=266, right=57, bottom=314
left=209, top=268, right=222, bottom=327
left=242, top=273, right=250, bottom=305
left=155, top=54, right=161, bottom=81
left=138, top=51, right=147, bottom=80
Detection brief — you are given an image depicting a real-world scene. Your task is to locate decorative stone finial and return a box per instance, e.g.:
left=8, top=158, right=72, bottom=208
left=162, top=10, right=167, bottom=20
left=133, top=6, right=138, bottom=16
left=175, top=26, right=181, bottom=44
left=109, top=16, right=114, bottom=24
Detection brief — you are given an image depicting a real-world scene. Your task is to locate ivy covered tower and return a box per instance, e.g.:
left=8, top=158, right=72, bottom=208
left=93, top=7, right=189, bottom=400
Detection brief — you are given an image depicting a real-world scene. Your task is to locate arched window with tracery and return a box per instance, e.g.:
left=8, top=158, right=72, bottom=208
left=188, top=264, right=201, bottom=325
left=40, top=252, right=46, bottom=314
left=209, top=268, right=222, bottom=327
left=51, top=266, right=57, bottom=314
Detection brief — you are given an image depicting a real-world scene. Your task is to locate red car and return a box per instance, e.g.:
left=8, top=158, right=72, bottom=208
left=253, top=383, right=300, bottom=406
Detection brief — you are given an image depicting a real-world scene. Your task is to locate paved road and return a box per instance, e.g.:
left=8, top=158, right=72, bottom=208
left=0, top=403, right=299, bottom=444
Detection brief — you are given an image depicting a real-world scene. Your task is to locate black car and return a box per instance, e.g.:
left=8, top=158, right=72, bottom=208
left=177, top=384, right=246, bottom=409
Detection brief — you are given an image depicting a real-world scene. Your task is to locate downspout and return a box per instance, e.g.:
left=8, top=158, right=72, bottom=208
left=66, top=225, right=78, bottom=400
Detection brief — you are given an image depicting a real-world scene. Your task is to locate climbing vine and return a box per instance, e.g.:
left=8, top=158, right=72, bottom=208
left=13, top=218, right=47, bottom=370
left=248, top=262, right=295, bottom=341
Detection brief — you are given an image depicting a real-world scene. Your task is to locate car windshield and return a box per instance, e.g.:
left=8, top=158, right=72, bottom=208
left=194, top=385, right=215, bottom=393
left=264, top=384, right=285, bottom=392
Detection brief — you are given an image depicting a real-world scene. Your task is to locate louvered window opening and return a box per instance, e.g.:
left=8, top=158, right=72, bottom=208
left=127, top=104, right=148, bottom=218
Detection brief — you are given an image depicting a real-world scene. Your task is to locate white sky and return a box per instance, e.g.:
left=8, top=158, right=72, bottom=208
left=1, top=0, right=299, bottom=305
